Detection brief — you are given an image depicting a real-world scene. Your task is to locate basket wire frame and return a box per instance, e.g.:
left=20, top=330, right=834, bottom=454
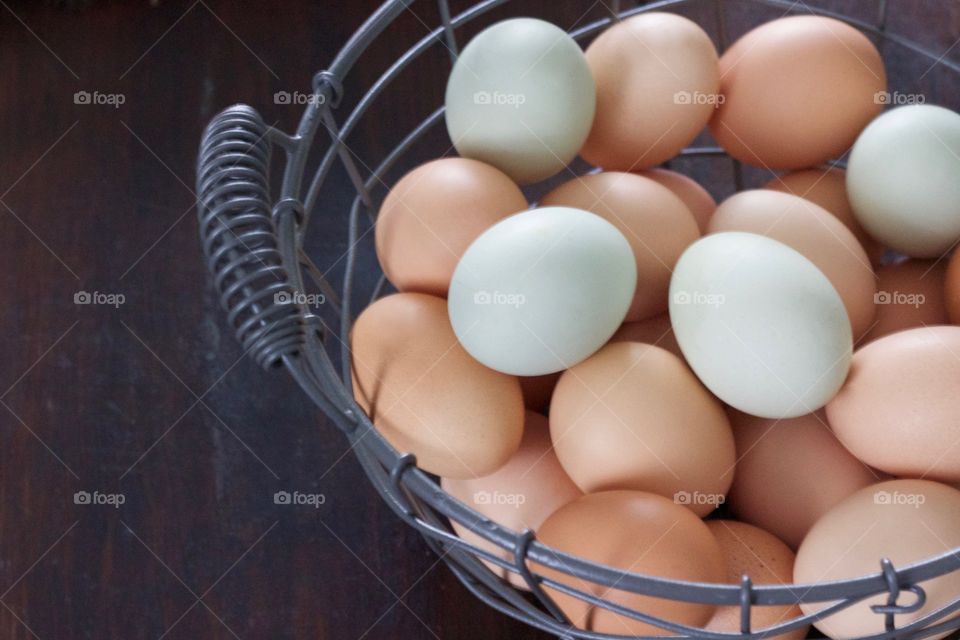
left=196, top=0, right=960, bottom=638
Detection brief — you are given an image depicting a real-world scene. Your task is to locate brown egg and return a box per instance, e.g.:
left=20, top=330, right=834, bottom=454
left=541, top=172, right=700, bottom=321
left=947, top=250, right=960, bottom=324
left=708, top=189, right=877, bottom=339
left=863, top=259, right=949, bottom=343
left=581, top=13, right=720, bottom=171
left=826, top=326, right=960, bottom=482
left=764, top=168, right=885, bottom=265
left=609, top=313, right=682, bottom=359
left=550, top=342, right=735, bottom=517
left=711, top=16, right=886, bottom=169
left=795, top=479, right=960, bottom=639
left=351, top=292, right=524, bottom=478
left=728, top=409, right=879, bottom=549
left=705, top=521, right=808, bottom=640
left=640, top=168, right=717, bottom=233
left=536, top=490, right=724, bottom=635
left=519, top=373, right=560, bottom=414
left=375, top=158, right=527, bottom=297
left=442, top=411, right=582, bottom=589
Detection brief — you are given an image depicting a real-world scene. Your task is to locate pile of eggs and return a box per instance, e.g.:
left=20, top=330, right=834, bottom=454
left=350, top=11, right=960, bottom=638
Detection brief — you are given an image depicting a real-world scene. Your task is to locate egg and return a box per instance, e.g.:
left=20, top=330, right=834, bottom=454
left=948, top=250, right=960, bottom=324
left=705, top=521, right=808, bottom=640
left=581, top=12, right=720, bottom=171
left=640, top=168, right=717, bottom=233
left=351, top=293, right=524, bottom=478
left=375, top=158, right=528, bottom=296
left=727, top=409, right=879, bottom=550
left=609, top=313, right=682, bottom=359
left=442, top=411, right=582, bottom=589
left=540, top=172, right=700, bottom=321
left=669, top=232, right=853, bottom=419
left=764, top=168, right=885, bottom=266
left=795, top=479, right=960, bottom=639
left=444, top=18, right=595, bottom=184
left=826, top=325, right=960, bottom=482
left=847, top=105, right=960, bottom=258
left=550, top=342, right=735, bottom=517
left=864, top=259, right=949, bottom=342
left=707, top=189, right=877, bottom=339
left=535, top=490, right=724, bottom=635
left=448, top=207, right=636, bottom=376
left=711, top=16, right=885, bottom=169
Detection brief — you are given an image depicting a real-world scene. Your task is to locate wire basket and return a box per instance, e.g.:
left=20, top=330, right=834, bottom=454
left=196, top=1, right=960, bottom=638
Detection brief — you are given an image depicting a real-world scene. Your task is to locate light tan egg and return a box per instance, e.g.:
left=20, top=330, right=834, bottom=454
left=711, top=15, right=885, bottom=169
left=351, top=292, right=524, bottom=478
left=764, top=168, right=885, bottom=265
left=550, top=342, right=735, bottom=517
left=727, top=409, right=879, bottom=550
left=541, top=172, right=700, bottom=321
left=640, top=168, right=717, bottom=233
left=947, top=250, right=960, bottom=324
left=708, top=189, right=877, bottom=339
left=609, top=313, right=682, bottom=359
left=536, top=490, right=724, bottom=635
left=826, top=325, right=960, bottom=482
left=442, top=411, right=582, bottom=589
left=705, top=521, right=808, bottom=640
left=863, top=259, right=949, bottom=342
left=375, top=158, right=527, bottom=297
left=795, top=479, right=960, bottom=640
left=581, top=13, right=720, bottom=171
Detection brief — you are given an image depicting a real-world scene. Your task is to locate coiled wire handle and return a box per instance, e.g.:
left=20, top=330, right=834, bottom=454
left=197, top=104, right=304, bottom=369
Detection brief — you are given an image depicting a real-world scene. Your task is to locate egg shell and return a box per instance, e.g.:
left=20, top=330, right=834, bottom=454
left=351, top=293, right=524, bottom=478
left=847, top=105, right=960, bottom=258
left=764, top=168, right=885, bottom=266
left=581, top=12, right=720, bottom=171
left=609, top=313, right=682, bottom=359
left=640, top=168, right=717, bottom=233
left=708, top=189, right=877, bottom=340
left=375, top=158, right=527, bottom=297
left=795, top=479, right=960, bottom=639
left=445, top=18, right=595, bottom=184
left=442, top=411, right=582, bottom=589
left=727, top=409, right=879, bottom=550
left=826, top=325, right=960, bottom=482
left=540, top=172, right=700, bottom=321
left=705, top=521, right=808, bottom=640
left=448, top=206, right=637, bottom=376
left=669, top=232, right=853, bottom=419
left=863, top=259, right=949, bottom=343
left=550, top=342, right=735, bottom=517
left=947, top=250, right=960, bottom=324
left=711, top=16, right=885, bottom=170
left=535, top=490, right=724, bottom=635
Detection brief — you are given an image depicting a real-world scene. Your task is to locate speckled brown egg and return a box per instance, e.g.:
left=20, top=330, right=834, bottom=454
left=351, top=292, right=524, bottom=478
left=863, top=259, right=949, bottom=343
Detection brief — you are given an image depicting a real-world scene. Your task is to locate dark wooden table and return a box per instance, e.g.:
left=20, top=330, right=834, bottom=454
left=1, top=1, right=957, bottom=639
